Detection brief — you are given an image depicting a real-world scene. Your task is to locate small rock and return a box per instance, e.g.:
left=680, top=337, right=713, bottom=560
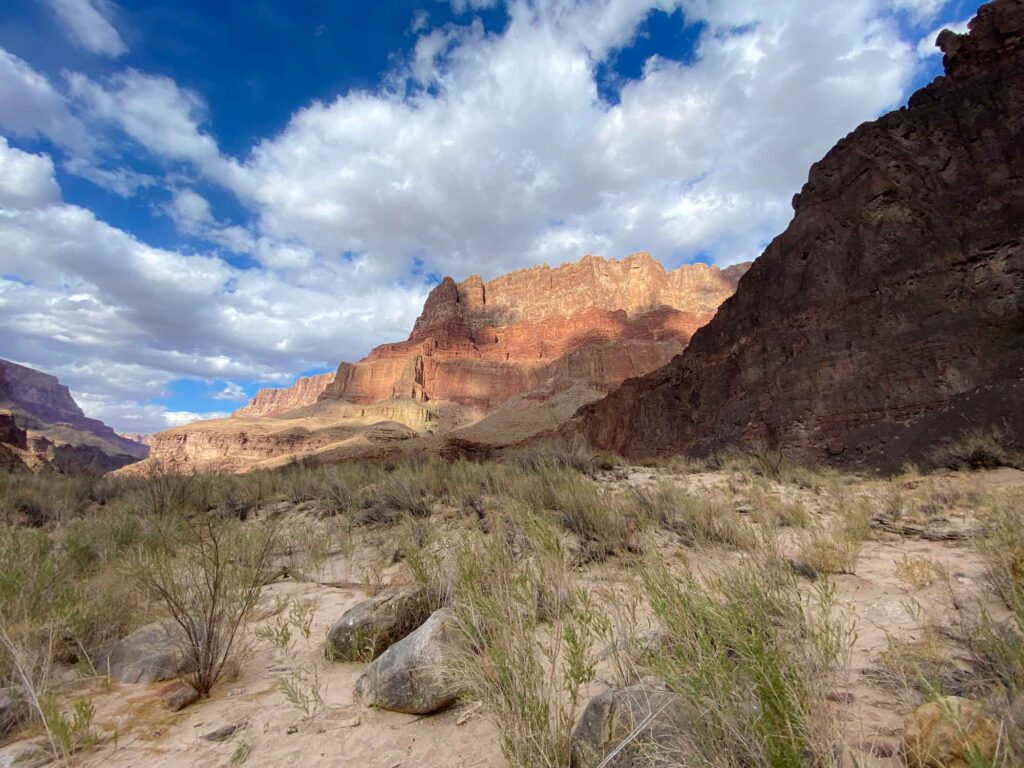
left=354, top=607, right=466, bottom=715
left=902, top=696, right=999, bottom=768
left=0, top=687, right=26, bottom=739
left=325, top=585, right=432, bottom=662
left=0, top=741, right=49, bottom=768
left=570, top=679, right=698, bottom=768
left=102, top=623, right=184, bottom=684
left=202, top=724, right=239, bottom=742
left=164, top=685, right=199, bottom=712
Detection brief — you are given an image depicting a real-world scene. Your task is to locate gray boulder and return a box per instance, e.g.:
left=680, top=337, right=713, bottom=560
left=354, top=607, right=465, bottom=715
left=325, top=585, right=431, bottom=662
left=0, top=687, right=26, bottom=739
left=0, top=741, right=49, bottom=768
left=570, top=680, right=698, bottom=768
left=102, top=623, right=184, bottom=684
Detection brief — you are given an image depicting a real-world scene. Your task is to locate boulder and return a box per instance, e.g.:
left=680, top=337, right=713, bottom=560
left=354, top=607, right=465, bottom=715
left=325, top=585, right=432, bottom=662
left=570, top=680, right=698, bottom=768
left=902, top=696, right=999, bottom=768
left=102, top=623, right=184, bottom=684
left=0, top=687, right=26, bottom=739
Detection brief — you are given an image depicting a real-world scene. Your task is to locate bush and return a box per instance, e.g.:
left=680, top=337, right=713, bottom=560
left=640, top=546, right=849, bottom=766
left=448, top=527, right=605, bottom=768
left=132, top=510, right=278, bottom=697
left=929, top=427, right=1023, bottom=471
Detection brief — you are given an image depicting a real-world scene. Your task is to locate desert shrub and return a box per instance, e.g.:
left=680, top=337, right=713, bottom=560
left=796, top=524, right=863, bottom=576
left=929, top=426, right=1023, bottom=471
left=448, top=527, right=605, bottom=768
left=132, top=509, right=278, bottom=696
left=894, top=554, right=940, bottom=591
left=640, top=546, right=849, bottom=766
left=873, top=632, right=972, bottom=700
left=634, top=481, right=755, bottom=549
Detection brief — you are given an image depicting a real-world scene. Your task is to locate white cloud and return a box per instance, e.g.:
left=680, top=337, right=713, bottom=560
left=211, top=381, right=248, bottom=401
left=163, top=410, right=231, bottom=427
left=0, top=48, right=91, bottom=153
left=0, top=138, right=61, bottom=210
left=893, top=0, right=947, bottom=24
left=66, top=70, right=247, bottom=188
left=167, top=188, right=213, bottom=233
left=47, top=0, right=127, bottom=58
left=917, top=18, right=971, bottom=57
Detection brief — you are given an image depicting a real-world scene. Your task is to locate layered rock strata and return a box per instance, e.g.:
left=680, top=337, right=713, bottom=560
left=578, top=0, right=1024, bottom=469
left=234, top=373, right=335, bottom=418
left=320, top=253, right=747, bottom=408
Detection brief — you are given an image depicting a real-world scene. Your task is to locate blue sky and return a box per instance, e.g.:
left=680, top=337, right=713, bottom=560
left=0, top=0, right=981, bottom=433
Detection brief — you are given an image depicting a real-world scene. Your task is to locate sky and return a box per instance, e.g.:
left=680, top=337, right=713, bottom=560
left=0, top=0, right=982, bottom=434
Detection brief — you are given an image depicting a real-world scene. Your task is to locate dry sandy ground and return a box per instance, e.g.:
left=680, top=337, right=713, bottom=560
left=3, top=466, right=1021, bottom=768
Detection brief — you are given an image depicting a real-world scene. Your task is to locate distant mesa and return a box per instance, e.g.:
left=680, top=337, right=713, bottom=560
left=233, top=373, right=335, bottom=418
left=575, top=0, right=1024, bottom=470
left=132, top=253, right=748, bottom=473
left=0, top=358, right=149, bottom=473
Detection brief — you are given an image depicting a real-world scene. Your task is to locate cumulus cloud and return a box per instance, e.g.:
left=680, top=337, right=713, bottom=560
left=47, top=0, right=127, bottom=58
left=211, top=381, right=248, bottom=401
left=0, top=138, right=61, bottom=209
left=0, top=0, right=975, bottom=432
left=0, top=48, right=91, bottom=153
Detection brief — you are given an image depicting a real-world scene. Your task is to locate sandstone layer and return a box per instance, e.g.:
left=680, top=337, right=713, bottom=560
left=234, top=373, right=335, bottom=418
left=136, top=253, right=746, bottom=472
left=0, top=359, right=148, bottom=471
left=321, top=254, right=746, bottom=409
left=578, top=0, right=1024, bottom=470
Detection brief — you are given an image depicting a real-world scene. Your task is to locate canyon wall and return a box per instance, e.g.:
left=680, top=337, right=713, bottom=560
left=0, top=358, right=149, bottom=469
left=320, top=253, right=748, bottom=409
left=578, top=0, right=1024, bottom=470
left=234, top=373, right=335, bottom=418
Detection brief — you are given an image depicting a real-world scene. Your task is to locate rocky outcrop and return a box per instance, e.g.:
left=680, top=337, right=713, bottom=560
left=130, top=400, right=426, bottom=474
left=320, top=254, right=748, bottom=409
left=578, top=0, right=1024, bottom=470
left=233, top=373, right=335, bottom=418
left=0, top=359, right=148, bottom=470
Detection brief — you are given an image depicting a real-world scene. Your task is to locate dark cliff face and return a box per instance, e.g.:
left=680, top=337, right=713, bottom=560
left=0, top=358, right=149, bottom=465
left=579, top=0, right=1024, bottom=470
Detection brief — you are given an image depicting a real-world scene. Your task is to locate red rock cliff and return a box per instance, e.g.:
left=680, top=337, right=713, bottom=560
left=234, top=373, right=335, bottom=418
left=578, top=0, right=1024, bottom=469
left=319, top=253, right=748, bottom=409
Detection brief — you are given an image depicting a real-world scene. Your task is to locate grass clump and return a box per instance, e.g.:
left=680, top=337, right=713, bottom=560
left=640, top=544, right=850, bottom=766
left=448, top=518, right=606, bottom=768
left=634, top=481, right=755, bottom=549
